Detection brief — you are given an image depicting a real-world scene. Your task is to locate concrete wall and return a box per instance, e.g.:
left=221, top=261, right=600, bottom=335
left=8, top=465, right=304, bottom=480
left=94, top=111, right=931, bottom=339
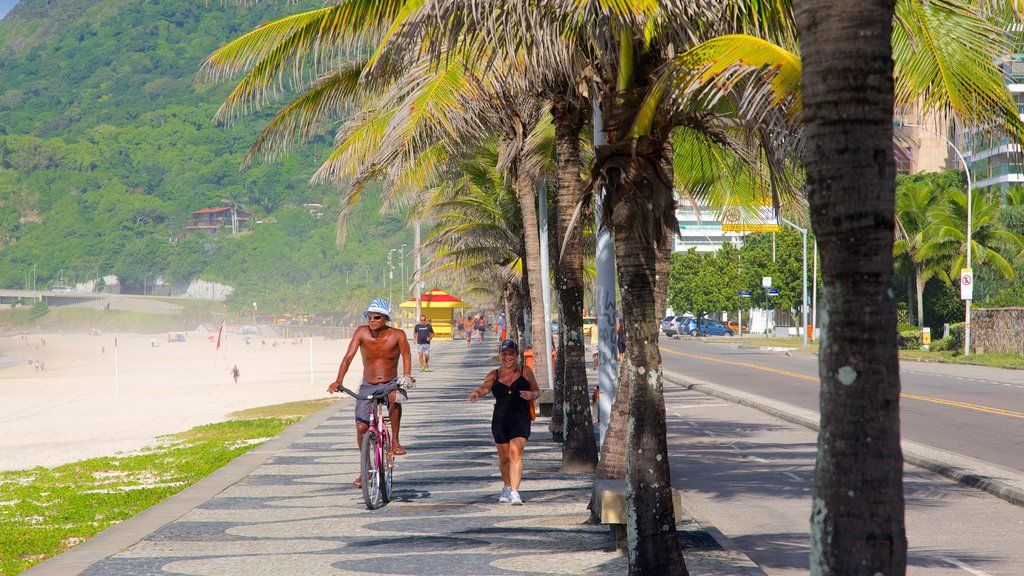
left=971, top=308, right=1024, bottom=355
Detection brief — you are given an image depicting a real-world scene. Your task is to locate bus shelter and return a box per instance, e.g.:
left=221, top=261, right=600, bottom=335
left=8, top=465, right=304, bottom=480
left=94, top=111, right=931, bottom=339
left=398, top=288, right=466, bottom=340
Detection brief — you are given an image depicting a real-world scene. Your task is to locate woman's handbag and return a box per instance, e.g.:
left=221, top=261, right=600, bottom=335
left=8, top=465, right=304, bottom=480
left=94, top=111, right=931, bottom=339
left=528, top=397, right=537, bottom=421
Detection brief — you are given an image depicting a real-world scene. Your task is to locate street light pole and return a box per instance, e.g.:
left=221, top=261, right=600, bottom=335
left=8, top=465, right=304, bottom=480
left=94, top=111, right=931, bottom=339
left=400, top=243, right=407, bottom=299
left=388, top=249, right=396, bottom=313
left=781, top=217, right=809, bottom=349
left=895, top=121, right=972, bottom=355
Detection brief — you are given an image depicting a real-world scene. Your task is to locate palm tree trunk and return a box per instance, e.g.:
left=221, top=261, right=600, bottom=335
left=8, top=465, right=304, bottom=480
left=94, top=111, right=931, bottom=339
left=551, top=93, right=598, bottom=472
left=609, top=166, right=685, bottom=575
left=796, top=1, right=907, bottom=574
left=915, top=263, right=925, bottom=330
left=513, top=164, right=551, bottom=392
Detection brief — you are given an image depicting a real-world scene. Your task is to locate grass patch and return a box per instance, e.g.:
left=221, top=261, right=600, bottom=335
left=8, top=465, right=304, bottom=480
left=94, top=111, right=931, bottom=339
left=0, top=399, right=334, bottom=575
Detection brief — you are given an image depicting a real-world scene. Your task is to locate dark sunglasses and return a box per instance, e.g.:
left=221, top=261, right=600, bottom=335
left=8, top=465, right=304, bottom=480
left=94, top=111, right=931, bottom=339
left=368, top=314, right=387, bottom=321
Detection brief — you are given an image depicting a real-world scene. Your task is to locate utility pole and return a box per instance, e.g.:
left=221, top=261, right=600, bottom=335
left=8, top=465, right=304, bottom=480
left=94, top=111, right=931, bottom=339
left=400, top=243, right=407, bottom=303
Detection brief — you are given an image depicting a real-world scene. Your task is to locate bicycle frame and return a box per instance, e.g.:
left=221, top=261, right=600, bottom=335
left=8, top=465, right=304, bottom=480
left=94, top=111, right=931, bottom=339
left=337, top=384, right=397, bottom=509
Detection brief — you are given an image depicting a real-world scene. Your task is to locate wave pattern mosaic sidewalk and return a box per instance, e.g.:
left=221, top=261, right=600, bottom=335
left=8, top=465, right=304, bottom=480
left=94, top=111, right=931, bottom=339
left=28, top=336, right=759, bottom=575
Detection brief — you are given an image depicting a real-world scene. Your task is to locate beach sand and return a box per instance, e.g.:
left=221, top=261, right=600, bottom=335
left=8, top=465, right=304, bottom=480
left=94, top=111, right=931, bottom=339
left=0, top=331, right=360, bottom=471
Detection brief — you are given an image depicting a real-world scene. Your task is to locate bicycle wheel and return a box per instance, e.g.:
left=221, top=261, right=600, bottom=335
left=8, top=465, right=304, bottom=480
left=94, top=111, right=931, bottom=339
left=361, top=431, right=383, bottom=509
left=380, top=431, right=394, bottom=503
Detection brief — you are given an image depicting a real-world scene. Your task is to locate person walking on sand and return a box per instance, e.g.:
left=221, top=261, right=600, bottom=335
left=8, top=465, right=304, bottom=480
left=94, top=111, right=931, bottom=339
left=413, top=315, right=434, bottom=372
left=467, top=339, right=540, bottom=505
left=231, top=365, right=240, bottom=383
left=328, top=298, right=414, bottom=487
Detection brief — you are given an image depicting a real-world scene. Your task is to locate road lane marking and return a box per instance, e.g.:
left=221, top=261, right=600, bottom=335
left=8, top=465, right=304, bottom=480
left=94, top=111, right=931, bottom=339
left=942, top=557, right=994, bottom=576
left=902, top=393, right=1024, bottom=419
left=782, top=472, right=801, bottom=482
left=661, top=347, right=1024, bottom=420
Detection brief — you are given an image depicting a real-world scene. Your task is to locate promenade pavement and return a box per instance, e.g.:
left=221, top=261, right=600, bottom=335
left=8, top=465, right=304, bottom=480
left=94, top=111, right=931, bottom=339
left=26, top=336, right=762, bottom=576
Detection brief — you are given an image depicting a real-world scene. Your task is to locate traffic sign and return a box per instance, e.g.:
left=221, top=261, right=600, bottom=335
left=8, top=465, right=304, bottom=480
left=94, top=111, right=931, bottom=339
left=960, top=268, right=973, bottom=300
left=762, top=276, right=772, bottom=288
left=739, top=291, right=752, bottom=298
left=767, top=289, right=780, bottom=296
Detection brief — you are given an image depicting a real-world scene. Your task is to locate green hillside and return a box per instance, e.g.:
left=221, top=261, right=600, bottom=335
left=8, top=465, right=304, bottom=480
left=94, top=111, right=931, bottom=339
left=0, top=0, right=412, bottom=317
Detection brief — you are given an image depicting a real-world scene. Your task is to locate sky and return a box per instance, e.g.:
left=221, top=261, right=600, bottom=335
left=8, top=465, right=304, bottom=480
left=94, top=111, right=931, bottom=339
left=0, top=0, right=17, bottom=19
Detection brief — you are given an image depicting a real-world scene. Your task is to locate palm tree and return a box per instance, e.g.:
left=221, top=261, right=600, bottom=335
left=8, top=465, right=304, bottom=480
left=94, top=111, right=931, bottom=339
left=922, top=187, right=1024, bottom=288
left=795, top=3, right=908, bottom=573
left=201, top=3, right=605, bottom=470
left=894, top=172, right=959, bottom=328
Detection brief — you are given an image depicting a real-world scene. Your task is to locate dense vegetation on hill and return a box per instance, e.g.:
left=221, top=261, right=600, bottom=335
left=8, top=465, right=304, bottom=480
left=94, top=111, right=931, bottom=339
left=0, top=0, right=412, bottom=316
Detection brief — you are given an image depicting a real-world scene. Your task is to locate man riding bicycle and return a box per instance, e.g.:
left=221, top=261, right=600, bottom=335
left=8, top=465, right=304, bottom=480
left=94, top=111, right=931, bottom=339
left=328, top=298, right=414, bottom=486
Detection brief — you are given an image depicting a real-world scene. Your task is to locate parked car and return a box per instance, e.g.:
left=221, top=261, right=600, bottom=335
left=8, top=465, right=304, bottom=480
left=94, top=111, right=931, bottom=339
left=681, top=317, right=734, bottom=337
left=660, top=315, right=691, bottom=337
left=726, top=320, right=748, bottom=332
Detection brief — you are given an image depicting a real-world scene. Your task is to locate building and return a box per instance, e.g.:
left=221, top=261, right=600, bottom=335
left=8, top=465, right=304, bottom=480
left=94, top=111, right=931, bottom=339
left=187, top=206, right=249, bottom=234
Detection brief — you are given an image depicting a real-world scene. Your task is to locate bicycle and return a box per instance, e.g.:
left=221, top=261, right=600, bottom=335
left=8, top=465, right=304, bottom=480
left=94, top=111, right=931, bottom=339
left=335, top=380, right=409, bottom=509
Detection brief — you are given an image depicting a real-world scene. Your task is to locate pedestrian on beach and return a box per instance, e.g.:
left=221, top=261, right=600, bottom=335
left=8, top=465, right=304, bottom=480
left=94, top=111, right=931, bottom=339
left=328, top=298, right=414, bottom=487
left=231, top=365, right=240, bottom=383
left=465, top=317, right=474, bottom=346
left=413, top=315, right=434, bottom=372
left=467, top=339, right=540, bottom=505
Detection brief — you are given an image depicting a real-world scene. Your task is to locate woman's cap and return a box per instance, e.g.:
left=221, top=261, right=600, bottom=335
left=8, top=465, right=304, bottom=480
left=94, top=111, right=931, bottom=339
left=499, top=339, right=518, bottom=353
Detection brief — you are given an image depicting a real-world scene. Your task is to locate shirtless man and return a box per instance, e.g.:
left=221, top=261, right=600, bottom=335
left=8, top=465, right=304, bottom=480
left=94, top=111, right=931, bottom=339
left=328, top=299, right=414, bottom=486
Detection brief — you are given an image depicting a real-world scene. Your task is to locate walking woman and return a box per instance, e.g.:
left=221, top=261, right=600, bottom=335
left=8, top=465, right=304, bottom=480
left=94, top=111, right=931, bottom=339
left=467, top=339, right=540, bottom=505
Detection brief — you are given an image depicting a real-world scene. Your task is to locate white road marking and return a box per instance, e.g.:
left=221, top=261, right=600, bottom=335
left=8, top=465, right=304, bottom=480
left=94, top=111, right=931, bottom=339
left=782, top=472, right=801, bottom=482
left=942, top=557, right=994, bottom=576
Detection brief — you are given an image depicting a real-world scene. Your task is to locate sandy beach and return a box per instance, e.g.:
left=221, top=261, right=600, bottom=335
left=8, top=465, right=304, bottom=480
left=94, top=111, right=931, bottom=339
left=0, top=330, right=360, bottom=471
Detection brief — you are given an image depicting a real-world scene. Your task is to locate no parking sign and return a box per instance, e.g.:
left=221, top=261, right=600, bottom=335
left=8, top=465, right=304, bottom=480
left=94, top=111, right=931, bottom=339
left=960, top=268, right=973, bottom=300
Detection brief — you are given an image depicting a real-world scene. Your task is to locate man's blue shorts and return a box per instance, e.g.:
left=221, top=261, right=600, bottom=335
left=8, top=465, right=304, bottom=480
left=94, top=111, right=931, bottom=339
left=355, top=378, right=397, bottom=425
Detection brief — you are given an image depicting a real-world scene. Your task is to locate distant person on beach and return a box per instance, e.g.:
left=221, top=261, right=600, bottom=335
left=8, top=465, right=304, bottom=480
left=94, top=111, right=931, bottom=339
left=413, top=315, right=434, bottom=372
left=231, top=365, right=240, bottom=383
left=328, top=298, right=414, bottom=487
left=467, top=339, right=540, bottom=506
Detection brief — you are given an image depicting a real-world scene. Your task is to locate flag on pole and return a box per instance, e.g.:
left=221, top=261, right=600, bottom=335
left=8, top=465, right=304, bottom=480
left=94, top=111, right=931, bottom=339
left=216, top=321, right=224, bottom=350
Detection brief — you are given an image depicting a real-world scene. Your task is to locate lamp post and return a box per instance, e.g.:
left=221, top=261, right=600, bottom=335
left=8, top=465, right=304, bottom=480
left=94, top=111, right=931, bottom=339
left=399, top=243, right=407, bottom=296
left=32, top=263, right=36, bottom=291
left=388, top=249, right=397, bottom=311
left=781, top=217, right=809, bottom=349
left=895, top=121, right=972, bottom=355
left=144, top=273, right=152, bottom=296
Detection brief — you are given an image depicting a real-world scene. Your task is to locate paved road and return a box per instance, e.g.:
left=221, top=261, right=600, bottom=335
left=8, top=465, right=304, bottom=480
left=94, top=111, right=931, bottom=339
left=660, top=379, right=1024, bottom=576
left=658, top=338, right=1024, bottom=472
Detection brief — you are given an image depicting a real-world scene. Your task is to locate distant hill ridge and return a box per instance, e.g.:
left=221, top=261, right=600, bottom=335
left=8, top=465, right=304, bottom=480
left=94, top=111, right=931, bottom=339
left=0, top=0, right=411, bottom=316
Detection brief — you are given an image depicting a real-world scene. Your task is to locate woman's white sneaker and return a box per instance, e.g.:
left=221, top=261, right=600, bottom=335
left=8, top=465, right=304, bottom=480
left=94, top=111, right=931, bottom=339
left=498, top=486, right=512, bottom=503
left=509, top=490, right=523, bottom=505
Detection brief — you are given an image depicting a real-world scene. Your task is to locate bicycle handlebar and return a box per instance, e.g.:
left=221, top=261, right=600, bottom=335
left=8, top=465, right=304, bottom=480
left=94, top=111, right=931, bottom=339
left=334, top=381, right=403, bottom=402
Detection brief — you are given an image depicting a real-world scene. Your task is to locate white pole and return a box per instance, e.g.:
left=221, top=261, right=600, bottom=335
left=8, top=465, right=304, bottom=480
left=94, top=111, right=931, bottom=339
left=813, top=241, right=818, bottom=341
left=414, top=220, right=422, bottom=323
left=114, top=337, right=119, bottom=395
left=309, top=335, right=314, bottom=386
left=781, top=217, right=809, bottom=349
left=537, top=178, right=555, bottom=389
left=593, top=97, right=617, bottom=446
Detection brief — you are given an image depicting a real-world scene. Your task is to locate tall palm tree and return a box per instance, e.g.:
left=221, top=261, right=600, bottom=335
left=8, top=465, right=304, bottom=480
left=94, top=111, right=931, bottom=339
left=795, top=0, right=1024, bottom=573
left=795, top=3, right=907, bottom=573
left=922, top=187, right=1024, bottom=286
left=894, top=173, right=957, bottom=328
left=201, top=3, right=605, bottom=469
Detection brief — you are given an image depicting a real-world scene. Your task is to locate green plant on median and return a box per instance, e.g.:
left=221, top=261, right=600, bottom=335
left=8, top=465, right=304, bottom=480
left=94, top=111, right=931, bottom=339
left=0, top=399, right=334, bottom=574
